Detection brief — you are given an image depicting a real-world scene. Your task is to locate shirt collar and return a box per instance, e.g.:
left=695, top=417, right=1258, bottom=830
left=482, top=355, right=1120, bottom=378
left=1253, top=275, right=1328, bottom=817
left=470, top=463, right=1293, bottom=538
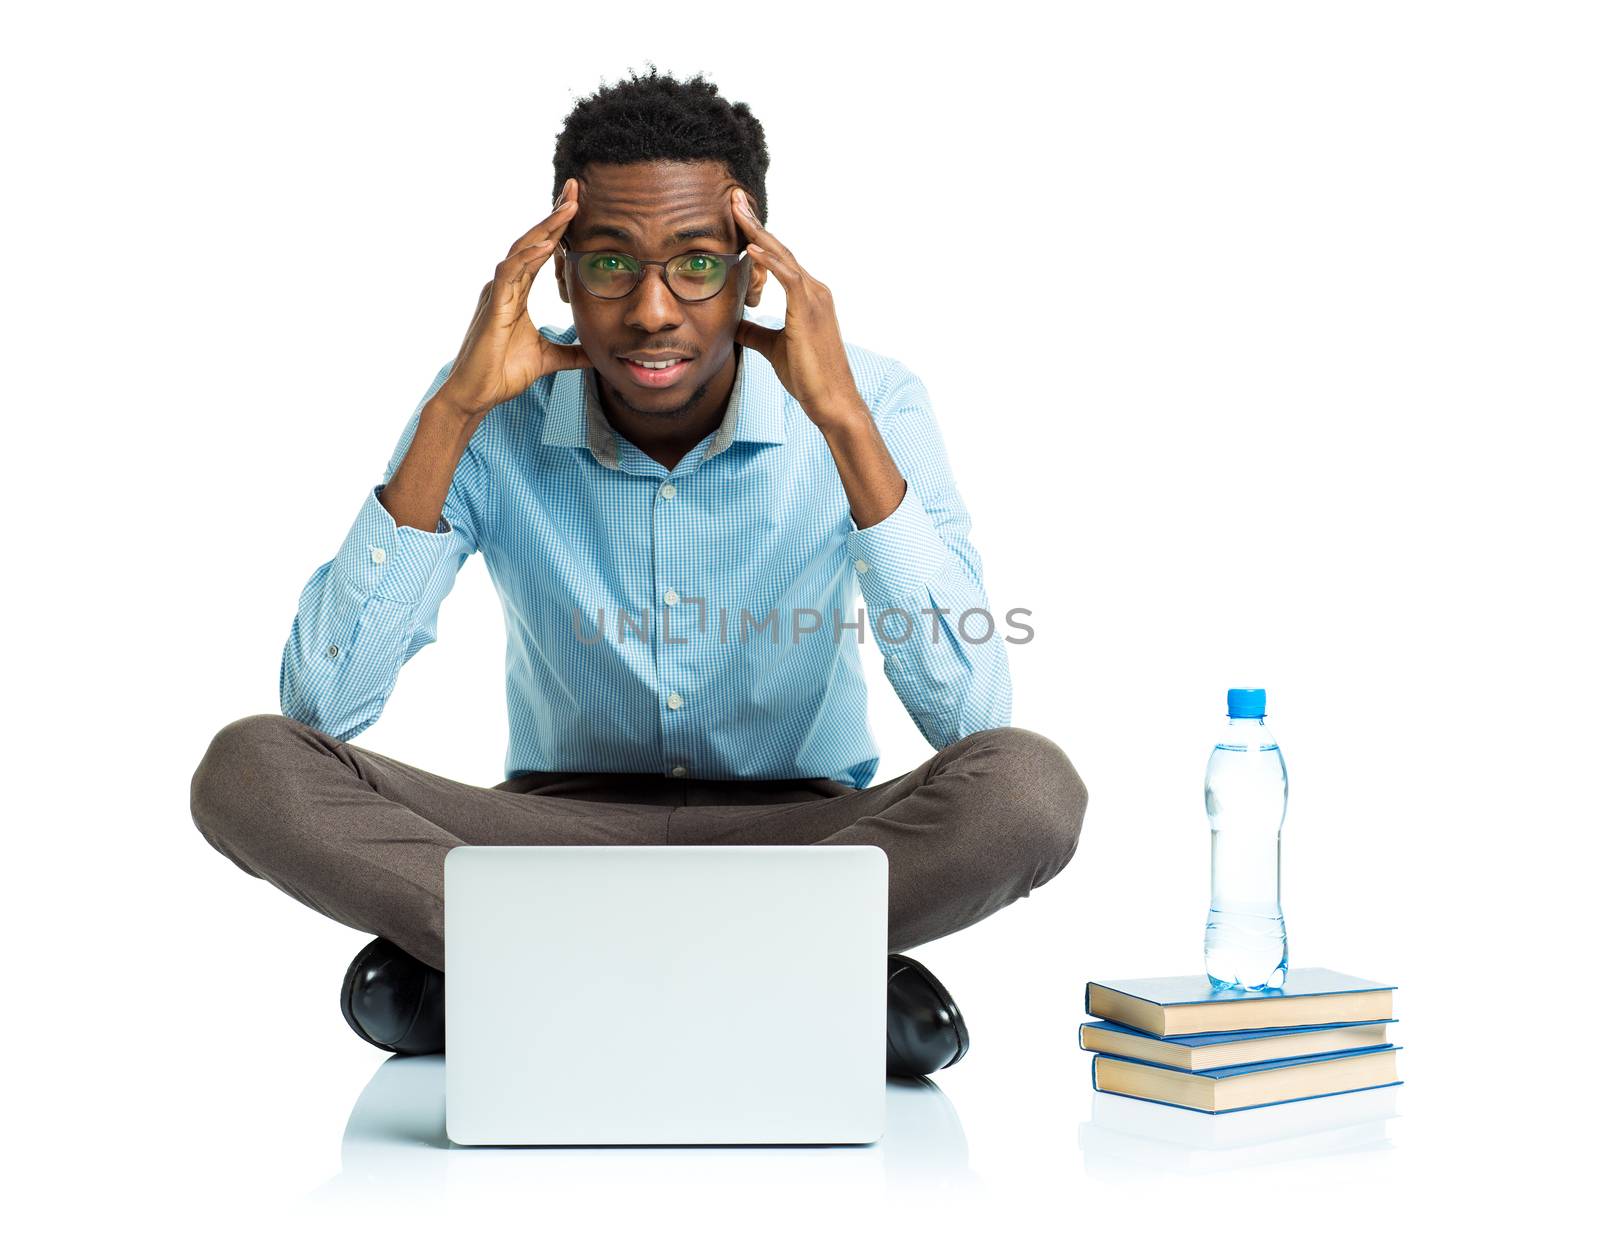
left=539, top=319, right=788, bottom=469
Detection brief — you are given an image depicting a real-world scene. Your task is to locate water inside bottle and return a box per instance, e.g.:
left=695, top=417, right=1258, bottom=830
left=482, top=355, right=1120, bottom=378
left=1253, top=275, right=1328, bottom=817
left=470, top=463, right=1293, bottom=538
left=1205, top=737, right=1288, bottom=990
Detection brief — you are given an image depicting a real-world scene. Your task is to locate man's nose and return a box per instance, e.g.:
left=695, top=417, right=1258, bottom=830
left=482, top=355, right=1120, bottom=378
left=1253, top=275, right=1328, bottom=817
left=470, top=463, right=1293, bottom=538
left=624, top=265, right=683, bottom=332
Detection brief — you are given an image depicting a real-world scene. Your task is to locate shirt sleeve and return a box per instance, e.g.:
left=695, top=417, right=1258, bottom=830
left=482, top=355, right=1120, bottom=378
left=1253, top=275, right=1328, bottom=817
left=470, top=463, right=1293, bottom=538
left=844, top=361, right=1013, bottom=748
left=279, top=361, right=491, bottom=740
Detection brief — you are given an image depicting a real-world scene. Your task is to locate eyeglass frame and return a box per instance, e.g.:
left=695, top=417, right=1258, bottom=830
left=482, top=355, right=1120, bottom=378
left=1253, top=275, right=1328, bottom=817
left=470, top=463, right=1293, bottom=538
left=558, top=237, right=750, bottom=302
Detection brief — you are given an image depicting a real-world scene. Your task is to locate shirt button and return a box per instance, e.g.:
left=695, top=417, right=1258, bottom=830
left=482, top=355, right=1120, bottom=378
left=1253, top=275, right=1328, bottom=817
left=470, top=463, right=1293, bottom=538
left=370, top=547, right=387, bottom=565
left=659, top=482, right=677, bottom=499
left=854, top=559, right=870, bottom=573
left=671, top=765, right=687, bottom=777
left=326, top=644, right=340, bottom=658
left=663, top=588, right=680, bottom=606
left=666, top=691, right=684, bottom=710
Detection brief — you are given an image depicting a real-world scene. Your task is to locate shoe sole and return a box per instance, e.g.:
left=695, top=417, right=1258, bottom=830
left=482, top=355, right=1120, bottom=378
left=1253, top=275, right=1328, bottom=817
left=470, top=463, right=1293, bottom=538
left=888, top=953, right=970, bottom=1070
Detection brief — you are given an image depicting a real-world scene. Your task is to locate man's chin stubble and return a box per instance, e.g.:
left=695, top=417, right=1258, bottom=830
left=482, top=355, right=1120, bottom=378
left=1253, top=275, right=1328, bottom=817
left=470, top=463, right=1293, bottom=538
left=613, top=376, right=715, bottom=420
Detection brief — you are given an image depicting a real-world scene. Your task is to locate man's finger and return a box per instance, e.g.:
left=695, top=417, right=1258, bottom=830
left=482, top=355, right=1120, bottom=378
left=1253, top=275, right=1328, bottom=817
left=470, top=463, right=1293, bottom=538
left=491, top=240, right=555, bottom=308
left=507, top=237, right=557, bottom=266
left=731, top=187, right=802, bottom=271
left=545, top=340, right=593, bottom=372
left=746, top=243, right=801, bottom=290
left=504, top=182, right=578, bottom=259
left=459, top=282, right=494, bottom=355
left=734, top=318, right=782, bottom=360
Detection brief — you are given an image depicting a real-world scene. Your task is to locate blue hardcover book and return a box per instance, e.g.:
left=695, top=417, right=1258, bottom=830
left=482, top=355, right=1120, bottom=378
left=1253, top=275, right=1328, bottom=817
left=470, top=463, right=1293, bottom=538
left=1091, top=1044, right=1403, bottom=1114
left=1079, top=1018, right=1396, bottom=1071
left=1085, top=969, right=1396, bottom=1037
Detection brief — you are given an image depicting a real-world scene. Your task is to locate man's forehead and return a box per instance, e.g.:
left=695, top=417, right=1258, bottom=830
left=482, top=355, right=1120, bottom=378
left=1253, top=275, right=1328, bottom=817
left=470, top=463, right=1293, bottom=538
left=579, top=159, right=733, bottom=196
left=571, top=163, right=737, bottom=246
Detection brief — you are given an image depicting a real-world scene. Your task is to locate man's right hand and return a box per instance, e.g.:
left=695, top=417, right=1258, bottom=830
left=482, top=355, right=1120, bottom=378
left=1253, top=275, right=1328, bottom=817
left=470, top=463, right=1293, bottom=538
left=434, top=177, right=591, bottom=422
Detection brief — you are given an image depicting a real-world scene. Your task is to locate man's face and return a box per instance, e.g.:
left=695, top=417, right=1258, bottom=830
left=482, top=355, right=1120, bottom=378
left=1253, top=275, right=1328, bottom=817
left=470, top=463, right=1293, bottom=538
left=556, top=159, right=768, bottom=421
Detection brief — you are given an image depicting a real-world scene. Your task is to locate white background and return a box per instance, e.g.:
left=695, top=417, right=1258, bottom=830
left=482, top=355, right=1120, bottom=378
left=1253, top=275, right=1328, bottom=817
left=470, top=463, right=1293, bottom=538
left=5, top=1, right=1595, bottom=1237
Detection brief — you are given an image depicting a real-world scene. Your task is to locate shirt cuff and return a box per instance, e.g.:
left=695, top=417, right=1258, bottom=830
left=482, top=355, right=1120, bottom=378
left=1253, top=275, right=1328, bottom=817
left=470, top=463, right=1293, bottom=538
left=334, top=484, right=460, bottom=605
left=845, top=481, right=952, bottom=607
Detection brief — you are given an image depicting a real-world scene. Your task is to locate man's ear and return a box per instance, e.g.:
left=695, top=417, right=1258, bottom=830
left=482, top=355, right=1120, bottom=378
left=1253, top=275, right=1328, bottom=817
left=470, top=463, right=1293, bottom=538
left=743, top=258, right=767, bottom=308
left=554, top=250, right=571, bottom=305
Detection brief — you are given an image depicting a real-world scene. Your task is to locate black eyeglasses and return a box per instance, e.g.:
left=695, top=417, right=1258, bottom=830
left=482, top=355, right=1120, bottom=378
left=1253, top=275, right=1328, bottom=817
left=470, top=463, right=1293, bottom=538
left=560, top=239, right=749, bottom=302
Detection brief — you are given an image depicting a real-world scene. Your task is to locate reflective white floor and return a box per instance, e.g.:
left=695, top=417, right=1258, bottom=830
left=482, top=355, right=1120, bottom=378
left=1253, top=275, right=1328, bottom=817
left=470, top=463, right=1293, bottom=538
left=18, top=845, right=1584, bottom=1242
left=15, top=901, right=1584, bottom=1241
left=310, top=1056, right=982, bottom=1200
left=316, top=1051, right=1402, bottom=1187
left=1078, top=1084, right=1398, bottom=1175
left=296, top=1053, right=1414, bottom=1216
left=305, top=1051, right=1408, bottom=1227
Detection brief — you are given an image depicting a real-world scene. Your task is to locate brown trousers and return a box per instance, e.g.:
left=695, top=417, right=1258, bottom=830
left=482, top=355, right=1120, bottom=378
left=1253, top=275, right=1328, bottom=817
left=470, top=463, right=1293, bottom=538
left=190, top=714, right=1088, bottom=972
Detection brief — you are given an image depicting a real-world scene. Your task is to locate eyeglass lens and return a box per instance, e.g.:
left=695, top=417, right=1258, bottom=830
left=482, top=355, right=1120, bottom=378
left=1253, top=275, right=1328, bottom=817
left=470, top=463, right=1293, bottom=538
left=576, top=252, right=731, bottom=300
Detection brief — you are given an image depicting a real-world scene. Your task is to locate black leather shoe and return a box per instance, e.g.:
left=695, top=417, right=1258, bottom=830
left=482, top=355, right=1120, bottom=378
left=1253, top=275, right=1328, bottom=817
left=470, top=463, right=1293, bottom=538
left=886, top=953, right=969, bottom=1078
left=340, top=936, right=446, bottom=1055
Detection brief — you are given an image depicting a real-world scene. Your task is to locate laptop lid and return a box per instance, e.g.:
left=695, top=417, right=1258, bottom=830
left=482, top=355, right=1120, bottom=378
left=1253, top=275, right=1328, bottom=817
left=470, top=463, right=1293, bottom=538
left=444, top=844, right=888, bottom=1146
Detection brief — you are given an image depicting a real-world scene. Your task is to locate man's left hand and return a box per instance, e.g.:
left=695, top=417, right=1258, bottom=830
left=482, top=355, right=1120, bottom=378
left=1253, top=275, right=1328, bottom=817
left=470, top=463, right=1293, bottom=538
left=731, top=187, right=867, bottom=432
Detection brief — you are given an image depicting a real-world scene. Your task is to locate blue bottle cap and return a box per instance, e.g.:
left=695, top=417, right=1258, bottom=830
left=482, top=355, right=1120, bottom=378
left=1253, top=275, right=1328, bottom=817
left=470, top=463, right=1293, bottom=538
left=1227, top=687, right=1267, bottom=718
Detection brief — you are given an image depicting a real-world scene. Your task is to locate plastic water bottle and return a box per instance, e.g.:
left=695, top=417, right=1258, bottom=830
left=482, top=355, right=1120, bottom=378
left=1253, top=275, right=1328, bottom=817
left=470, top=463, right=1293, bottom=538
left=1204, top=688, right=1289, bottom=990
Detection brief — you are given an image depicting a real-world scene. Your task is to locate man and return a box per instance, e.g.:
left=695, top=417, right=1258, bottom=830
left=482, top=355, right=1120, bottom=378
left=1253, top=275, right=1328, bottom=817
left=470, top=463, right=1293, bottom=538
left=190, top=68, right=1087, bottom=1077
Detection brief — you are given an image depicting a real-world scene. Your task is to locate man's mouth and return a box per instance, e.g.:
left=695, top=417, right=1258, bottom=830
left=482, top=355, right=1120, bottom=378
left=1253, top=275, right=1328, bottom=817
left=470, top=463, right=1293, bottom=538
left=619, top=354, right=693, bottom=388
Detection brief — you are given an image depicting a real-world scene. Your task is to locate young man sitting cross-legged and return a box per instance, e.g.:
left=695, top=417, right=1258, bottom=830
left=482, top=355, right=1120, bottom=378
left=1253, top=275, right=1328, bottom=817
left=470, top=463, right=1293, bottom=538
left=190, top=69, right=1087, bottom=1077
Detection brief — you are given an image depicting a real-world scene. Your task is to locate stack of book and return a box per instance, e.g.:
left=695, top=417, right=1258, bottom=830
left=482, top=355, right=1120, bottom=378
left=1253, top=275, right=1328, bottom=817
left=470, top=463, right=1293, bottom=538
left=1080, top=968, right=1402, bottom=1114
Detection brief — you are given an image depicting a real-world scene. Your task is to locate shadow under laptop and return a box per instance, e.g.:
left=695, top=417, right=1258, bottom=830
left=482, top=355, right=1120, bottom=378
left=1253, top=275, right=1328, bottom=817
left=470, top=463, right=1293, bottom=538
left=1077, top=1084, right=1401, bottom=1177
left=309, top=1053, right=981, bottom=1202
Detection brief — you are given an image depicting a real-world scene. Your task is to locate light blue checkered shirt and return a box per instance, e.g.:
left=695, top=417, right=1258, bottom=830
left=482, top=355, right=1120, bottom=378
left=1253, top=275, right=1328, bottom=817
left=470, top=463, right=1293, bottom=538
left=281, top=315, right=1012, bottom=787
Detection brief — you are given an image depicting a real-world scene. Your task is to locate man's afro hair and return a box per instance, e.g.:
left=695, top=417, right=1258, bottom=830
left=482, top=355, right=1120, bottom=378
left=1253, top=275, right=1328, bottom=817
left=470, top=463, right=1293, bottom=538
left=552, top=65, right=771, bottom=224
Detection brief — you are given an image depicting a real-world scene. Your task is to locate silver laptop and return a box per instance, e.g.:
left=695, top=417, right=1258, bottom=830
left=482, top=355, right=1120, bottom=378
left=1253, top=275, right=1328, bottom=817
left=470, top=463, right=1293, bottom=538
left=444, top=844, right=888, bottom=1146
